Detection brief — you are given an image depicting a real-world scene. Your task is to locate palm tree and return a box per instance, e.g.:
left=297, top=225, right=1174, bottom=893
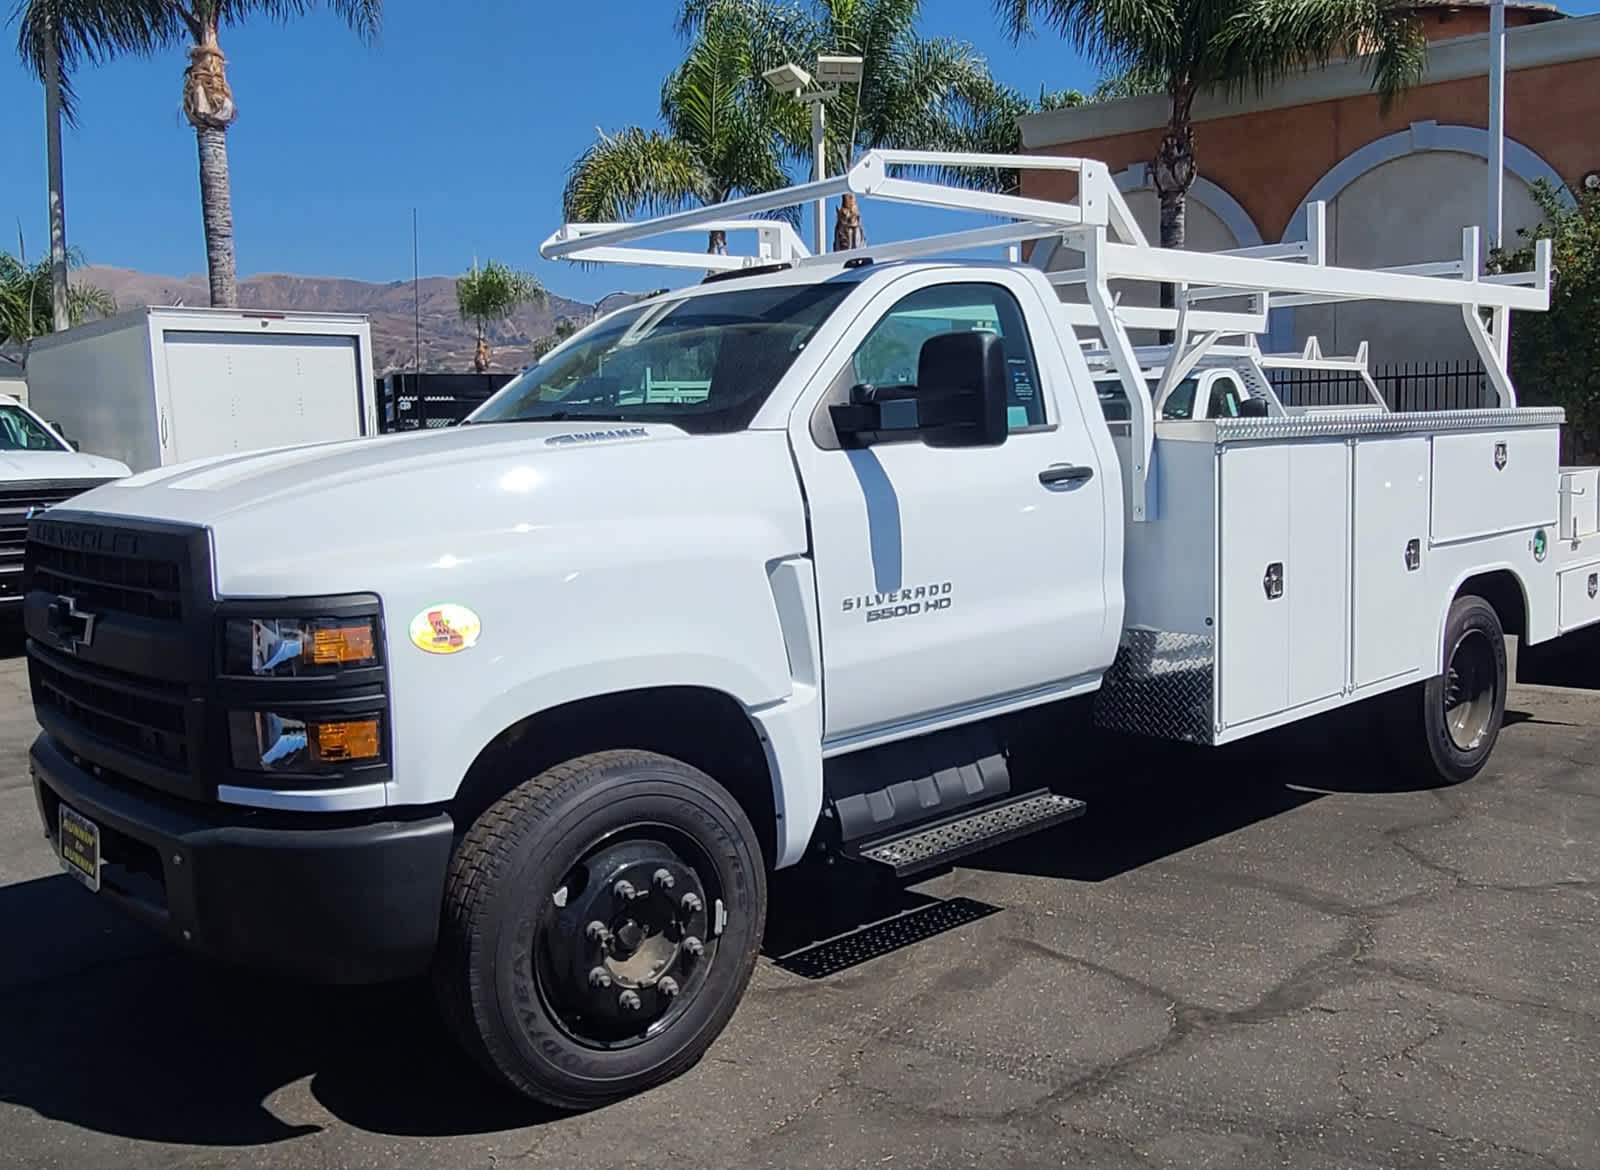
left=456, top=260, right=547, bottom=374
left=0, top=246, right=117, bottom=363
left=564, top=4, right=795, bottom=255
left=995, top=0, right=1426, bottom=253
left=12, top=0, right=154, bottom=329
left=17, top=0, right=381, bottom=310
left=677, top=0, right=1022, bottom=245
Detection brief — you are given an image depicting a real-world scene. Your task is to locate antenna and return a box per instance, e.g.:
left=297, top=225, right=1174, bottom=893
left=411, top=208, right=422, bottom=377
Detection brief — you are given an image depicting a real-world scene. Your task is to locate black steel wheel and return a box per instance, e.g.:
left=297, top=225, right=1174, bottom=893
left=435, top=750, right=766, bottom=1109
left=1392, top=595, right=1507, bottom=785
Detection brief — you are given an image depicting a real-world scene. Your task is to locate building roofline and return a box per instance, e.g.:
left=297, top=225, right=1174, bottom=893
left=1020, top=11, right=1600, bottom=148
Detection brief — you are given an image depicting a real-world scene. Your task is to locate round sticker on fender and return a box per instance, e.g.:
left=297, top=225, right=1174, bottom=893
left=409, top=604, right=482, bottom=655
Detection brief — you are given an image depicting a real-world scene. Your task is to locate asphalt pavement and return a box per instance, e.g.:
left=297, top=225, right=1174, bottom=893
left=1, top=630, right=1597, bottom=1170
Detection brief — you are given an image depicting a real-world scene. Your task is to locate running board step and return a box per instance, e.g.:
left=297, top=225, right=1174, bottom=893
left=850, top=791, right=1087, bottom=878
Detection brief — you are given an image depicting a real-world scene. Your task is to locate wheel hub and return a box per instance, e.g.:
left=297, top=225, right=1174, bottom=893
left=1443, top=629, right=1497, bottom=752
left=541, top=837, right=716, bottom=1043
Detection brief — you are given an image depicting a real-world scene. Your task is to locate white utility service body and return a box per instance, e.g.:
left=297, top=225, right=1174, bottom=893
left=24, top=306, right=378, bottom=472
left=22, top=151, right=1593, bottom=1108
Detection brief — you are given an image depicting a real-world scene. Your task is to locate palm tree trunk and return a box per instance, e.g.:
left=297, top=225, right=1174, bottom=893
left=43, top=31, right=69, bottom=332
left=195, top=126, right=238, bottom=307
left=183, top=31, right=240, bottom=308
left=1152, top=82, right=1198, bottom=337
left=833, top=193, right=865, bottom=252
left=473, top=331, right=490, bottom=374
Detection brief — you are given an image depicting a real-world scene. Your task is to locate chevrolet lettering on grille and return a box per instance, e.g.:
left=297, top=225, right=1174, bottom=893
left=46, top=595, right=97, bottom=655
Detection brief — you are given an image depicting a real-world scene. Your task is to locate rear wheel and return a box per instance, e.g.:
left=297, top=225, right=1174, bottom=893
left=435, top=750, right=767, bottom=1108
left=1392, top=595, right=1507, bottom=784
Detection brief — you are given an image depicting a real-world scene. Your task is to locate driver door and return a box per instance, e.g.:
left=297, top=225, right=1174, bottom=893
left=791, top=272, right=1114, bottom=746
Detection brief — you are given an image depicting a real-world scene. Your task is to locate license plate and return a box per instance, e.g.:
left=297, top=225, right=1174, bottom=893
left=58, top=804, right=102, bottom=893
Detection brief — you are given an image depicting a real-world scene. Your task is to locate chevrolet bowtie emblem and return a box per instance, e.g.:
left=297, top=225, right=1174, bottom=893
left=47, top=595, right=97, bottom=656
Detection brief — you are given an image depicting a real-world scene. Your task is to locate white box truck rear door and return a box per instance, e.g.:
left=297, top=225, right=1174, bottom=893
left=161, top=331, right=363, bottom=464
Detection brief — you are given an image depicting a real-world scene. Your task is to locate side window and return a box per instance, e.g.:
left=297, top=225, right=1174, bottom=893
left=1160, top=377, right=1200, bottom=420
left=1207, top=373, right=1244, bottom=419
left=850, top=283, right=1047, bottom=433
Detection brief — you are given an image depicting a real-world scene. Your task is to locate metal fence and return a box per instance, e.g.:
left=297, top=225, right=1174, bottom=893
left=1269, top=360, right=1493, bottom=412
left=376, top=372, right=517, bottom=433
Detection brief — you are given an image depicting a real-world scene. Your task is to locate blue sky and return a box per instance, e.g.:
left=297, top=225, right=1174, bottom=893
left=2, top=1, right=1593, bottom=304
left=0, top=0, right=1100, bottom=303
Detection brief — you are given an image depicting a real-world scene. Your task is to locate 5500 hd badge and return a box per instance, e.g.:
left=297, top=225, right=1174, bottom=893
left=842, top=582, right=954, bottom=624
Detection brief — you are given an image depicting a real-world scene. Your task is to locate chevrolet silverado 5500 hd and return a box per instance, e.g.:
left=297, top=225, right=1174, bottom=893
left=24, top=154, right=1596, bottom=1108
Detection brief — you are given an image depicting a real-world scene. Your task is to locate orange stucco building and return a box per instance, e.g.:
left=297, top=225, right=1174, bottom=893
left=1019, top=5, right=1600, bottom=365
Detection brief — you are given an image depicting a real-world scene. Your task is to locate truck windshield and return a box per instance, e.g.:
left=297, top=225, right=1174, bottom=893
left=0, top=405, right=67, bottom=452
left=472, top=282, right=854, bottom=434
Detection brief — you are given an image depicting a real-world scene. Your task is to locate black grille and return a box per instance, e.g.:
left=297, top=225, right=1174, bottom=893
left=28, top=540, right=183, bottom=621
left=25, top=514, right=210, bottom=800
left=30, top=649, right=189, bottom=766
left=0, top=480, right=113, bottom=599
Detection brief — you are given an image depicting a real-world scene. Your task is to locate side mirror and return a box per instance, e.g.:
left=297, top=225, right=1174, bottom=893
left=1237, top=397, right=1269, bottom=419
left=830, top=331, right=1009, bottom=449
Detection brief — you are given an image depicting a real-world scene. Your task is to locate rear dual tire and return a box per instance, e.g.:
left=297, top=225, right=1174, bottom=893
left=434, top=750, right=767, bottom=1109
left=1389, top=594, right=1507, bottom=785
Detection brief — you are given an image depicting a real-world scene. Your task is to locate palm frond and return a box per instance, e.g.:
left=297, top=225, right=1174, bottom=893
left=563, top=127, right=709, bottom=223
left=216, top=0, right=381, bottom=41
left=455, top=259, right=545, bottom=329
left=12, top=0, right=180, bottom=122
left=1208, top=0, right=1423, bottom=99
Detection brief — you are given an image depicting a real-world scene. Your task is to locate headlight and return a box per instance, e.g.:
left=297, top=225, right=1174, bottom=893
left=229, top=710, right=385, bottom=773
left=224, top=616, right=378, bottom=677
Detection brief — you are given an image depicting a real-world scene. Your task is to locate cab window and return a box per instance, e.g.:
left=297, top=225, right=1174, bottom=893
left=1206, top=373, right=1245, bottom=419
left=851, top=284, right=1046, bottom=432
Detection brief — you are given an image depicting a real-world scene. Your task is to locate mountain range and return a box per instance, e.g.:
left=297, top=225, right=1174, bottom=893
left=79, top=266, right=596, bottom=375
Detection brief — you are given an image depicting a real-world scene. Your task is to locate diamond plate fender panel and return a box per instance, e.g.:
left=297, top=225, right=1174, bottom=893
left=1093, top=628, right=1216, bottom=745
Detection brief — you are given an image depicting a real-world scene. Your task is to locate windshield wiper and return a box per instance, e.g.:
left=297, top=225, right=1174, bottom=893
left=476, top=410, right=631, bottom=425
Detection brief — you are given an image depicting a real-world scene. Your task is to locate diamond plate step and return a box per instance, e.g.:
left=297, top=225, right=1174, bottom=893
left=850, top=791, right=1087, bottom=878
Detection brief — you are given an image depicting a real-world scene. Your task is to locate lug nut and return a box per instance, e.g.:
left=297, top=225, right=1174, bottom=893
left=658, top=976, right=680, bottom=999
left=682, top=935, right=704, bottom=958
left=586, top=920, right=613, bottom=947
left=588, top=966, right=613, bottom=989
left=618, top=989, right=642, bottom=1012
left=652, top=868, right=676, bottom=892
left=680, top=892, right=703, bottom=915
left=613, top=879, right=638, bottom=902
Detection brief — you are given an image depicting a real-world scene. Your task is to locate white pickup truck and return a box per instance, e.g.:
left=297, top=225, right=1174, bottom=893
left=0, top=393, right=130, bottom=606
left=23, top=154, right=1597, bottom=1109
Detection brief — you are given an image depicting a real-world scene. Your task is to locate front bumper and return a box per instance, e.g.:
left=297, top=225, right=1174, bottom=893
left=31, top=733, right=454, bottom=984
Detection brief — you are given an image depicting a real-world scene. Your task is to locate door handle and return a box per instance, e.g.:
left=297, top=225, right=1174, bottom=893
left=1039, top=464, right=1094, bottom=486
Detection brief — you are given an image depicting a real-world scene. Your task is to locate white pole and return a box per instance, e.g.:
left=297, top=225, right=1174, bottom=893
left=1487, top=0, right=1506, bottom=259
left=811, top=99, right=828, bottom=254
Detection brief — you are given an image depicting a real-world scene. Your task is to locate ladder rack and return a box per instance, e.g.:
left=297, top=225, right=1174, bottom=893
left=539, top=149, right=1553, bottom=522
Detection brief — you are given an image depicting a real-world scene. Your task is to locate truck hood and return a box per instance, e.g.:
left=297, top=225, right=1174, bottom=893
left=58, top=421, right=809, bottom=599
left=0, top=450, right=131, bottom=481
left=73, top=421, right=692, bottom=524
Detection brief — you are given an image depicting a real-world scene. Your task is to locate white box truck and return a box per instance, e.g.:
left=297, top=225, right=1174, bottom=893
left=20, top=153, right=1595, bottom=1110
left=24, top=306, right=378, bottom=472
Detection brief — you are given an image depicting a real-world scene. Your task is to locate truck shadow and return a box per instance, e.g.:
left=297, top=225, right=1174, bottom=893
left=0, top=701, right=1546, bottom=1147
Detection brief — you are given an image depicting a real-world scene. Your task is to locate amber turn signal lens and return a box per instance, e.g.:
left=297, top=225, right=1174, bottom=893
left=311, top=623, right=376, bottom=666
left=312, top=718, right=382, bottom=762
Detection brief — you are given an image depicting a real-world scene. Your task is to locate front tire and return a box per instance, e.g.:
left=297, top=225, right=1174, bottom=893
left=435, top=750, right=767, bottom=1109
left=1393, top=595, right=1507, bottom=785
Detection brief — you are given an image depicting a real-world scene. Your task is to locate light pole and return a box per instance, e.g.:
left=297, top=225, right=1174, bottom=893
left=1487, top=0, right=1506, bottom=259
left=763, top=55, right=864, bottom=255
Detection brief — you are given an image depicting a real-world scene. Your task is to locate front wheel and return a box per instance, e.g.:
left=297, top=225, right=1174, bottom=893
left=435, top=750, right=767, bottom=1109
left=1391, top=595, right=1507, bottom=785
